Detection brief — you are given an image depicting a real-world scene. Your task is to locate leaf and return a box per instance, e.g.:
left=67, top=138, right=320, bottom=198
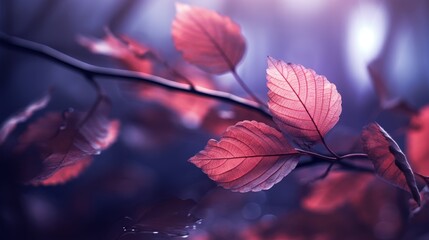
left=18, top=96, right=120, bottom=185
left=361, top=122, right=420, bottom=204
left=0, top=93, right=50, bottom=145
left=202, top=104, right=276, bottom=136
left=78, top=29, right=153, bottom=74
left=303, top=172, right=374, bottom=213
left=189, top=120, right=300, bottom=192
left=129, top=64, right=218, bottom=128
left=407, top=105, right=429, bottom=176
left=172, top=3, right=246, bottom=74
left=266, top=57, right=342, bottom=145
left=120, top=199, right=200, bottom=239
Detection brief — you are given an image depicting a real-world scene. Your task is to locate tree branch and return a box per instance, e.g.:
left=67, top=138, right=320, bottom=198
left=0, top=32, right=377, bottom=176
left=0, top=32, right=271, bottom=119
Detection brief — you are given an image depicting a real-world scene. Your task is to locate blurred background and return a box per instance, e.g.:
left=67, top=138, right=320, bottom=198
left=1, top=0, right=429, bottom=239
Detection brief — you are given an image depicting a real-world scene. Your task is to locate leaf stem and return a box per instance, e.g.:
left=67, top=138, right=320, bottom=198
left=320, top=137, right=340, bottom=159
left=339, top=153, right=368, bottom=159
left=231, top=68, right=267, bottom=108
left=295, top=148, right=336, bottom=160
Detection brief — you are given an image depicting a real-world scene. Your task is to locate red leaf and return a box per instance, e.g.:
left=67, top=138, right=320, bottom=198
left=303, top=172, right=374, bottom=213
left=18, top=96, right=120, bottom=185
left=361, top=122, right=420, bottom=204
left=189, top=120, right=299, bottom=192
left=38, top=157, right=92, bottom=185
left=0, top=93, right=50, bottom=144
left=172, top=3, right=245, bottom=74
left=78, top=30, right=153, bottom=74
left=407, top=105, right=429, bottom=176
left=202, top=105, right=276, bottom=136
left=267, top=57, right=342, bottom=144
left=130, top=65, right=217, bottom=128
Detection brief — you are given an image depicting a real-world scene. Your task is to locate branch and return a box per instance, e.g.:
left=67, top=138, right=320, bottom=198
left=296, top=148, right=373, bottom=174
left=0, top=32, right=271, bottom=119
left=0, top=32, right=375, bottom=175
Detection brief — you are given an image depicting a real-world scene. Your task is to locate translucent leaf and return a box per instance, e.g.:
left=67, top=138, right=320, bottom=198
left=172, top=3, right=245, bottom=74
left=189, top=120, right=299, bottom=192
left=18, top=96, right=120, bottom=185
left=361, top=122, right=420, bottom=204
left=266, top=57, right=342, bottom=145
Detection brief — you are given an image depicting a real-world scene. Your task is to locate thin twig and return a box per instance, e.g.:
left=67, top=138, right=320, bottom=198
left=0, top=32, right=271, bottom=119
left=339, top=152, right=368, bottom=159
left=295, top=148, right=336, bottom=160
left=231, top=68, right=267, bottom=108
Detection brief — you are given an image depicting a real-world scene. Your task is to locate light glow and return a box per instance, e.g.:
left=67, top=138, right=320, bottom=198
left=345, top=3, right=388, bottom=90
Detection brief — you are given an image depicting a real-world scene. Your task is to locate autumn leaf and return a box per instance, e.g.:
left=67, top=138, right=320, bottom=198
left=172, top=3, right=245, bottom=74
left=361, top=122, right=420, bottom=204
left=0, top=93, right=50, bottom=145
left=78, top=29, right=153, bottom=74
left=189, top=120, right=300, bottom=192
left=267, top=57, right=342, bottom=145
left=129, top=64, right=218, bottom=128
left=202, top=104, right=276, bottom=136
left=303, top=172, right=374, bottom=213
left=18, top=96, right=120, bottom=185
left=407, top=105, right=429, bottom=176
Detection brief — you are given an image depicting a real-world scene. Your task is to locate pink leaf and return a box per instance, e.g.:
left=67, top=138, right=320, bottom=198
left=0, top=93, right=50, bottom=144
left=303, top=172, right=374, bottom=213
left=130, top=65, right=217, bottom=128
left=189, top=120, right=299, bottom=192
left=266, top=57, right=342, bottom=144
left=407, top=105, right=429, bottom=176
left=78, top=30, right=153, bottom=74
left=361, top=122, right=420, bottom=204
left=18, top=96, right=120, bottom=185
left=172, top=3, right=246, bottom=74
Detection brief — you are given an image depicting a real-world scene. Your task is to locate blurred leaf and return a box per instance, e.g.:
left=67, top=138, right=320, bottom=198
left=407, top=105, right=429, bottom=176
left=303, top=172, right=374, bottom=213
left=0, top=93, right=50, bottom=145
left=78, top=29, right=153, bottom=74
left=18, top=96, right=120, bottom=185
left=172, top=3, right=245, bottom=74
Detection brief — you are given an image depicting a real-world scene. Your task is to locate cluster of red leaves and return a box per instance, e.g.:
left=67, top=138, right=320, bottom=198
left=78, top=3, right=429, bottom=209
